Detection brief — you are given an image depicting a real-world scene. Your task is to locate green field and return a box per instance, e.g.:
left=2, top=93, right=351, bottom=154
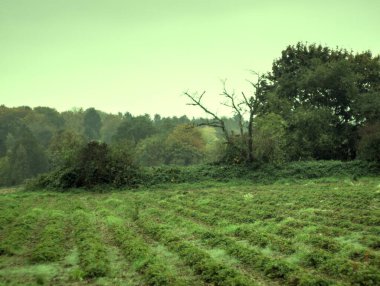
left=1, top=178, right=379, bottom=286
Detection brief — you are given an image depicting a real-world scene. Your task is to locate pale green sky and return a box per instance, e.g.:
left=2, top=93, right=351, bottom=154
left=1, top=0, right=379, bottom=117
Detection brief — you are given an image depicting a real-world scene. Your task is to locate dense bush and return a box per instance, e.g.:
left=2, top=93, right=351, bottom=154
left=28, top=141, right=141, bottom=189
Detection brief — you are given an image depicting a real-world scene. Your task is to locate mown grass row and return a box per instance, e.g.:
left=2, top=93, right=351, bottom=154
left=1, top=178, right=379, bottom=286
left=105, top=214, right=188, bottom=286
left=29, top=210, right=69, bottom=263
left=140, top=205, right=334, bottom=286
left=160, top=195, right=380, bottom=271
left=160, top=182, right=380, bottom=252
left=71, top=210, right=110, bottom=278
left=147, top=199, right=380, bottom=286
left=133, top=211, right=256, bottom=286
left=0, top=208, right=46, bottom=256
left=158, top=199, right=297, bottom=255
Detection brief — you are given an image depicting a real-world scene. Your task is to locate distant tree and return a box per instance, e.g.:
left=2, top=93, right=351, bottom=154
left=99, top=113, right=123, bottom=143
left=164, top=124, right=206, bottom=165
left=84, top=108, right=101, bottom=140
left=113, top=114, right=156, bottom=144
left=136, top=135, right=167, bottom=166
left=0, top=106, right=33, bottom=156
left=5, top=124, right=48, bottom=185
left=62, top=108, right=85, bottom=136
left=198, top=126, right=223, bottom=163
left=22, top=107, right=65, bottom=148
left=33, top=106, right=64, bottom=128
left=153, top=115, right=191, bottom=135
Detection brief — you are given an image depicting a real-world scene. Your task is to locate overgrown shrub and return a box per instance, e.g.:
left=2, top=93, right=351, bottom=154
left=28, top=158, right=378, bottom=190
left=28, top=141, right=141, bottom=189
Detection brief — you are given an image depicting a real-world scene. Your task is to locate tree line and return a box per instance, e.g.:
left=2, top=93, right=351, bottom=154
left=1, top=42, right=379, bottom=187
left=0, top=105, right=241, bottom=186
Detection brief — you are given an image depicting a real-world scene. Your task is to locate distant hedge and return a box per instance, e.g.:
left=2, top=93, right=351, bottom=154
left=27, top=159, right=379, bottom=191
left=141, top=160, right=379, bottom=186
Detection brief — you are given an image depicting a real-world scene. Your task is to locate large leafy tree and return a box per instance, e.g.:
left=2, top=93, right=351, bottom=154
left=266, top=42, right=380, bottom=160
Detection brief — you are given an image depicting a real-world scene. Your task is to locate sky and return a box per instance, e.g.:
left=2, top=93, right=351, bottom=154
left=1, top=0, right=379, bottom=118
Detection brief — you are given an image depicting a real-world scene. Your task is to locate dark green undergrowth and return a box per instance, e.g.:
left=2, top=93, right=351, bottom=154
left=27, top=160, right=379, bottom=191
left=143, top=160, right=379, bottom=185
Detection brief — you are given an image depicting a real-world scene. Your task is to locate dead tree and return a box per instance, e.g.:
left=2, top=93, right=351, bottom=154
left=184, top=91, right=232, bottom=143
left=184, top=72, right=265, bottom=163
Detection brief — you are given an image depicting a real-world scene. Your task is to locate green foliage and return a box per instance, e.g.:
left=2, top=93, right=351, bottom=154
left=29, top=141, right=140, bottom=189
left=164, top=124, right=206, bottom=165
left=136, top=124, right=207, bottom=166
left=267, top=42, right=380, bottom=160
left=141, top=160, right=378, bottom=186
left=1, top=124, right=48, bottom=186
left=136, top=135, right=168, bottom=166
left=48, top=130, right=86, bottom=169
left=109, top=142, right=141, bottom=187
left=285, top=107, right=339, bottom=160
left=99, top=112, right=123, bottom=143
left=253, top=113, right=287, bottom=163
left=357, top=123, right=380, bottom=163
left=353, top=91, right=380, bottom=123
left=83, top=108, right=101, bottom=140
left=114, top=114, right=156, bottom=144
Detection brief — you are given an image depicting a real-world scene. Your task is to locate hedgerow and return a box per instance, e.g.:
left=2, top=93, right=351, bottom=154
left=26, top=159, right=379, bottom=191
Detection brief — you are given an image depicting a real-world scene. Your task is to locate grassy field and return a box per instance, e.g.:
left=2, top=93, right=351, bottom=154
left=0, top=178, right=379, bottom=285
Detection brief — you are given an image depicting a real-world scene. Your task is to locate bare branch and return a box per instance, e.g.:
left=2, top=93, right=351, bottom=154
left=184, top=91, right=221, bottom=121
left=184, top=91, right=231, bottom=142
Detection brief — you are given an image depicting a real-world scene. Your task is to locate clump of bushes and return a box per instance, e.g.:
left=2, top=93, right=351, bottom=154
left=29, top=141, right=141, bottom=189
left=28, top=150, right=379, bottom=190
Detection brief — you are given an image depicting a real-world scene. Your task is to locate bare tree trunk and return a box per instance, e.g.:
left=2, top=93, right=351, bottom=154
left=247, top=109, right=254, bottom=163
left=184, top=91, right=231, bottom=143
left=184, top=72, right=264, bottom=164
